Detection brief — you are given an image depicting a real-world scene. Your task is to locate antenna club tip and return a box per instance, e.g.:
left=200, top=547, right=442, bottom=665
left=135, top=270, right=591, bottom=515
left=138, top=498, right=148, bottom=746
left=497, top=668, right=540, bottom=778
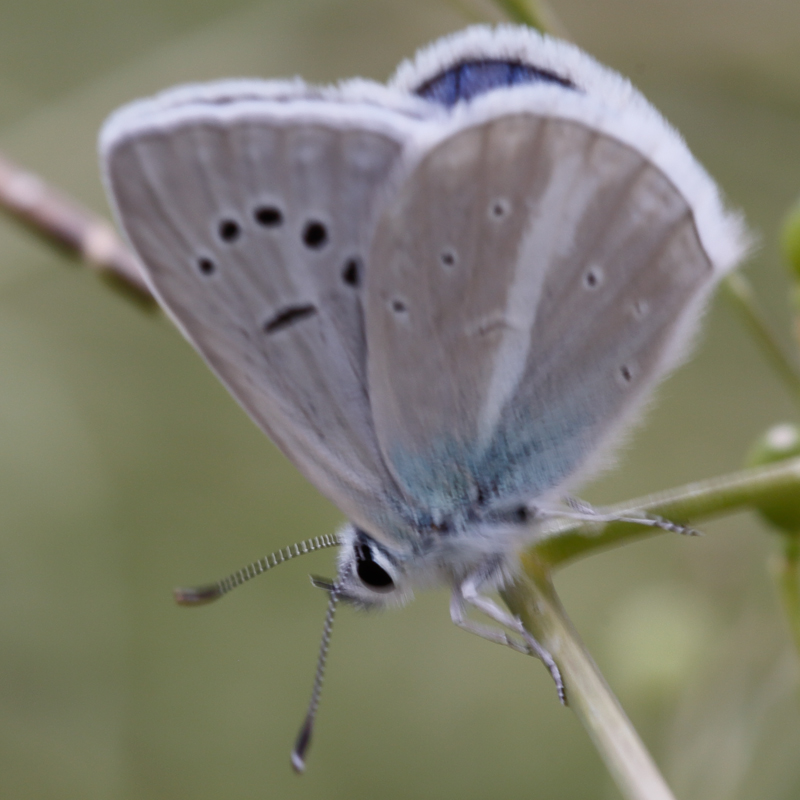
left=290, top=751, right=307, bottom=775
left=173, top=585, right=223, bottom=606
left=292, top=716, right=313, bottom=774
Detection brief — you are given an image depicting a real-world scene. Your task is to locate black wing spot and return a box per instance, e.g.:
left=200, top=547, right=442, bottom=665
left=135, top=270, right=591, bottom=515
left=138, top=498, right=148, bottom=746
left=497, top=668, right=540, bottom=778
left=342, top=258, right=361, bottom=287
left=263, top=304, right=317, bottom=334
left=218, top=218, right=241, bottom=243
left=619, top=364, right=634, bottom=384
left=583, top=266, right=604, bottom=289
left=254, top=205, right=283, bottom=227
left=489, top=198, right=511, bottom=220
left=197, top=257, right=216, bottom=276
left=302, top=220, right=328, bottom=249
left=391, top=299, right=407, bottom=314
left=440, top=247, right=458, bottom=268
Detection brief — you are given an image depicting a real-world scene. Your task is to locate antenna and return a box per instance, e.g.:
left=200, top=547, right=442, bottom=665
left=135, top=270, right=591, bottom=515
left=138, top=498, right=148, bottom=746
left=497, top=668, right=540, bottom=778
left=292, top=583, right=339, bottom=774
left=173, top=533, right=342, bottom=605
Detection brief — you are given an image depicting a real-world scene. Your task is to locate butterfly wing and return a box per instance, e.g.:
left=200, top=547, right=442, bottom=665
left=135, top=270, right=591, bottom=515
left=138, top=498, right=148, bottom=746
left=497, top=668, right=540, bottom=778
left=365, top=97, right=746, bottom=520
left=101, top=83, right=421, bottom=538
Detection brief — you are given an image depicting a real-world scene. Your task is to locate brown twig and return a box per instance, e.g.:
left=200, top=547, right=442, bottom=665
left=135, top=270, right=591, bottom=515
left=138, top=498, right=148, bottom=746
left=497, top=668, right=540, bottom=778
left=0, top=150, right=155, bottom=307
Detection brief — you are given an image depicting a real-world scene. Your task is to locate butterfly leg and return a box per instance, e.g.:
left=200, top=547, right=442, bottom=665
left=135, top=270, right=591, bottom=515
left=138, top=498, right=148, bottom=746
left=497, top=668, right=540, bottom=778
left=453, top=578, right=567, bottom=705
left=449, top=591, right=531, bottom=655
left=560, top=496, right=700, bottom=537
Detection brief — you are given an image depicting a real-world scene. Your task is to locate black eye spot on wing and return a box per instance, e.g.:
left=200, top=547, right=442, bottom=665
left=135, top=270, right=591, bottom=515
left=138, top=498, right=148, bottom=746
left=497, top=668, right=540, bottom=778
left=414, top=59, right=576, bottom=107
left=302, top=220, right=328, bottom=249
left=218, top=218, right=241, bottom=243
left=619, top=364, right=634, bottom=384
left=391, top=298, right=407, bottom=314
left=583, top=266, right=604, bottom=289
left=489, top=197, right=511, bottom=221
left=254, top=205, right=283, bottom=227
left=440, top=247, right=457, bottom=268
left=264, top=304, right=317, bottom=334
left=342, top=257, right=361, bottom=287
left=197, top=257, right=216, bottom=276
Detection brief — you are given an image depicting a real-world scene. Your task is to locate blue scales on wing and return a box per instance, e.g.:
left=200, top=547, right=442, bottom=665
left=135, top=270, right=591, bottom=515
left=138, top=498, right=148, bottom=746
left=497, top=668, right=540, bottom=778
left=414, top=58, right=575, bottom=107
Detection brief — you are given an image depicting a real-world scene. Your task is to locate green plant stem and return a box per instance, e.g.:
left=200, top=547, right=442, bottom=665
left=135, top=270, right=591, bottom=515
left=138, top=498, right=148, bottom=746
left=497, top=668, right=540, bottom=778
left=772, top=535, right=800, bottom=656
left=497, top=459, right=800, bottom=800
left=532, top=455, right=800, bottom=567
left=502, top=561, right=677, bottom=800
left=723, top=273, right=800, bottom=409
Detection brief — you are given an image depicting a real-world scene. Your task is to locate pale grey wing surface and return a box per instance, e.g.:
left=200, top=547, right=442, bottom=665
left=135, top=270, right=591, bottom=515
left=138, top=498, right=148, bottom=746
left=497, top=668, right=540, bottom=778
left=103, top=102, right=412, bottom=538
left=366, top=114, right=716, bottom=519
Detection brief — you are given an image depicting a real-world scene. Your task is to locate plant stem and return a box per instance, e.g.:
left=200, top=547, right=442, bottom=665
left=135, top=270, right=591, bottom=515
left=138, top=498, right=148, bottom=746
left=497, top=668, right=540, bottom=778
left=723, top=273, right=800, bottom=409
left=772, top=535, right=800, bottom=656
left=502, top=560, right=677, bottom=800
left=532, top=456, right=800, bottom=567
left=0, top=150, right=155, bottom=307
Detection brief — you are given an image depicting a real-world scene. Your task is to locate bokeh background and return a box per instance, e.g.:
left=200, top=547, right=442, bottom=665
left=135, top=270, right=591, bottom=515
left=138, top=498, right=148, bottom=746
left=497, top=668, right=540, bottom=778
left=1, top=0, right=799, bottom=798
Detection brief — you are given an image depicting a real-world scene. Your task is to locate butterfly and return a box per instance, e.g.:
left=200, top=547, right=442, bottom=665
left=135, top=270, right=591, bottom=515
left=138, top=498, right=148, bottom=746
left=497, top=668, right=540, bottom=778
left=100, top=24, right=747, bottom=770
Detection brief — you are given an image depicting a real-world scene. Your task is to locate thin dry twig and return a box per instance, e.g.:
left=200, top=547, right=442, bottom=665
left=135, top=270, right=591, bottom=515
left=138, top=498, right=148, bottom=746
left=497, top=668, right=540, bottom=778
left=0, top=150, right=155, bottom=306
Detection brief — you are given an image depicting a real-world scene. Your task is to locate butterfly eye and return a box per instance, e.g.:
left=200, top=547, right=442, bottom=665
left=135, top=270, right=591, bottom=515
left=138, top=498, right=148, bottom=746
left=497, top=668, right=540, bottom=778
left=355, top=545, right=395, bottom=591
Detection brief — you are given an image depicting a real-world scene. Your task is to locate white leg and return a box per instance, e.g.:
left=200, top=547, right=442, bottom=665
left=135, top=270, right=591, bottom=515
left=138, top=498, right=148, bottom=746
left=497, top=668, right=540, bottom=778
left=454, top=578, right=567, bottom=705
left=557, top=496, right=699, bottom=537
left=449, top=591, right=530, bottom=655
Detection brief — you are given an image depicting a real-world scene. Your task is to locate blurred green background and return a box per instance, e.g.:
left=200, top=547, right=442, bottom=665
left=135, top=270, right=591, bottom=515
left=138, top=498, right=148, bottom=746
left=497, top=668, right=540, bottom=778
left=1, top=0, right=799, bottom=798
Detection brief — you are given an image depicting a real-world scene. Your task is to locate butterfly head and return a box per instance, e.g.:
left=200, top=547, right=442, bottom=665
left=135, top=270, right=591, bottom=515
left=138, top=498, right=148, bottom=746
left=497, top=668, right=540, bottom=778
left=332, top=525, right=413, bottom=610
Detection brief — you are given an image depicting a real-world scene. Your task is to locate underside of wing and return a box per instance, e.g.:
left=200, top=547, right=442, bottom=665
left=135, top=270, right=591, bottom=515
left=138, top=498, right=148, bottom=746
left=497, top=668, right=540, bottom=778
left=366, top=111, right=735, bottom=520
left=102, top=88, right=417, bottom=537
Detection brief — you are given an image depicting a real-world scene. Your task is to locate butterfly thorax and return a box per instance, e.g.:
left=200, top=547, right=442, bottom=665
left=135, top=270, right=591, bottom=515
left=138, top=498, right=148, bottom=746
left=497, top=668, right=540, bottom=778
left=333, top=500, right=533, bottom=609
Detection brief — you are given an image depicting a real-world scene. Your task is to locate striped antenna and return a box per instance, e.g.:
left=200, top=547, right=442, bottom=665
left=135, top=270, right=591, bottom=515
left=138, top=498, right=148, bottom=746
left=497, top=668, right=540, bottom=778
left=292, top=585, right=339, bottom=774
left=173, top=533, right=342, bottom=606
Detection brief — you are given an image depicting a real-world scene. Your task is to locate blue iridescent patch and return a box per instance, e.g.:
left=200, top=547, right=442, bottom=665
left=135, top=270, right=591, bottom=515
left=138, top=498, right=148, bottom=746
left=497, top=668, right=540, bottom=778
left=414, top=59, right=575, bottom=107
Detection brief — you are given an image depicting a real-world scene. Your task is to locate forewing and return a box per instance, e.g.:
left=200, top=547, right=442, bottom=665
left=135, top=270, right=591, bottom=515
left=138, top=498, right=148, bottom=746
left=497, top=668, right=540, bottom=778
left=367, top=113, right=722, bottom=516
left=102, top=92, right=412, bottom=536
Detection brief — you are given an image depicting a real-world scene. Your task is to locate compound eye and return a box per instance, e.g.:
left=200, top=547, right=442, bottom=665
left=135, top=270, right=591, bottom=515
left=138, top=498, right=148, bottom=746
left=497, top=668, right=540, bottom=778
left=355, top=546, right=395, bottom=592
